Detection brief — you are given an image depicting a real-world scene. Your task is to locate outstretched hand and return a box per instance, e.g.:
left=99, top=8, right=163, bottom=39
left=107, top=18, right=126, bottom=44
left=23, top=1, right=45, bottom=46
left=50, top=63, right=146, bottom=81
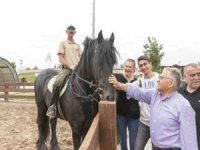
left=108, top=74, right=120, bottom=90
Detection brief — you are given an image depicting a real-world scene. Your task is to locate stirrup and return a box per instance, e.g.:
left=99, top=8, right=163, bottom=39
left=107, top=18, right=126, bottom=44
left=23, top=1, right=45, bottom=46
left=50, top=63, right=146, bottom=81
left=46, top=105, right=57, bottom=118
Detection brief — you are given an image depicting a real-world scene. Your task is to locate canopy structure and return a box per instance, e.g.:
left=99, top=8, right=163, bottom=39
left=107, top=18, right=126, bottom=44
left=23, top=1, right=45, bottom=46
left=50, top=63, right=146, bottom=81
left=0, top=57, right=19, bottom=82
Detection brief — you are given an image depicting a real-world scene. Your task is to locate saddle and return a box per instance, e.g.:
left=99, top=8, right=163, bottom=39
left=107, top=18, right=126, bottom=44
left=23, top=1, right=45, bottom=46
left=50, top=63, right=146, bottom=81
left=47, top=76, right=69, bottom=98
left=47, top=76, right=70, bottom=120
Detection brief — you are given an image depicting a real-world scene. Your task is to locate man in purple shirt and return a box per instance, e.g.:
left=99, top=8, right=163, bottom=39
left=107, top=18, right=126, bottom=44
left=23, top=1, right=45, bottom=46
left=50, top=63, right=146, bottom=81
left=109, top=67, right=198, bottom=150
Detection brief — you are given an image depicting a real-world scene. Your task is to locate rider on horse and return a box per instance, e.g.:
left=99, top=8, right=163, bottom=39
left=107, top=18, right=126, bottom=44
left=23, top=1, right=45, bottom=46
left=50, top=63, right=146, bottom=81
left=46, top=25, right=82, bottom=118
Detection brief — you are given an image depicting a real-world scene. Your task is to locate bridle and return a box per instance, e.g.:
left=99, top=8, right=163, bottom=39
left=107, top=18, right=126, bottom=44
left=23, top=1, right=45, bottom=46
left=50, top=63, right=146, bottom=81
left=75, top=73, right=100, bottom=89
left=70, top=72, right=103, bottom=103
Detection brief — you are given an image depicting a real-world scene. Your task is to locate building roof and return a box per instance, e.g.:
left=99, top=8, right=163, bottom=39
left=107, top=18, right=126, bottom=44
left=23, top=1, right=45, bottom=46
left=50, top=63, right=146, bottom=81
left=0, top=57, right=19, bottom=82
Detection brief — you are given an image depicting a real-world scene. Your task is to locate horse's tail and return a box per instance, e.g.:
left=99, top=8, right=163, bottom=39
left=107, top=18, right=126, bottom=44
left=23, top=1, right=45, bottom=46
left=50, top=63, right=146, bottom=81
left=34, top=68, right=58, bottom=147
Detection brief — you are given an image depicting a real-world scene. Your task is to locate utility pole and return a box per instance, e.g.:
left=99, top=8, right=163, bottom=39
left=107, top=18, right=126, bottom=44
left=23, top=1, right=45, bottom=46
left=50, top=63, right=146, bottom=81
left=92, top=0, right=95, bottom=38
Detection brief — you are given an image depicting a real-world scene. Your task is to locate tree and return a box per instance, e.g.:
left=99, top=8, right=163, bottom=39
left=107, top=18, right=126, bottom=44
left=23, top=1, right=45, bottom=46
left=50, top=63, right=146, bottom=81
left=143, top=37, right=164, bottom=72
left=10, top=62, right=16, bottom=69
left=33, top=66, right=39, bottom=70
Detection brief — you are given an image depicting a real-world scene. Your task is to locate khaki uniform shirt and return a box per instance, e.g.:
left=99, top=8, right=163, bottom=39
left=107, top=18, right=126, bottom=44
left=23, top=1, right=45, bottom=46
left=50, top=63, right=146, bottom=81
left=58, top=39, right=81, bottom=69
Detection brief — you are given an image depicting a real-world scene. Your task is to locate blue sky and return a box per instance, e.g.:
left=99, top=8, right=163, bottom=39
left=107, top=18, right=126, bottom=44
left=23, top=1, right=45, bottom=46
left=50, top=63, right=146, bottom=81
left=0, top=0, right=200, bottom=70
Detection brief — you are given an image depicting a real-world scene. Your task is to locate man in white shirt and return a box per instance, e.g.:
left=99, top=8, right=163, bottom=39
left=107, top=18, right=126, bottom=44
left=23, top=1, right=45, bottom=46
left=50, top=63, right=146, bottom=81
left=134, top=55, right=159, bottom=150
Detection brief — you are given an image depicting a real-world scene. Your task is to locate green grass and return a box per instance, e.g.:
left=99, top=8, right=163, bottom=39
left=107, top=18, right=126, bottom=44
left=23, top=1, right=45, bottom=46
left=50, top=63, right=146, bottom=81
left=18, top=72, right=36, bottom=83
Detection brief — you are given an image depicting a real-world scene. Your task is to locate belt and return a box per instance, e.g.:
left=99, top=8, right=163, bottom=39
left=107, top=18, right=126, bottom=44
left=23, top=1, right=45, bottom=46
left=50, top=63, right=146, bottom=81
left=152, top=144, right=181, bottom=150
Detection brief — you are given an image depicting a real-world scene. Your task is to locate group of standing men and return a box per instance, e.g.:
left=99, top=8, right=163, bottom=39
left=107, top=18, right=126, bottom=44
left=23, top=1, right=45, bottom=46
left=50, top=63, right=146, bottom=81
left=109, top=58, right=200, bottom=150
left=46, top=24, right=200, bottom=150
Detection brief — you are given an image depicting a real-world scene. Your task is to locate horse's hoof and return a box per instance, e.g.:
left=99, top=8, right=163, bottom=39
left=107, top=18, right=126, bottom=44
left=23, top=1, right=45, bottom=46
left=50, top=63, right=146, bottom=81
left=50, top=144, right=60, bottom=150
left=37, top=144, right=48, bottom=150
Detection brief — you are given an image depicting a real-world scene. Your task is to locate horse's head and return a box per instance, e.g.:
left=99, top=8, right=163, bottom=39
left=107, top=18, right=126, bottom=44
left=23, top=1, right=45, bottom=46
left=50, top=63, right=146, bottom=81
left=92, top=31, right=118, bottom=101
left=76, top=30, right=118, bottom=101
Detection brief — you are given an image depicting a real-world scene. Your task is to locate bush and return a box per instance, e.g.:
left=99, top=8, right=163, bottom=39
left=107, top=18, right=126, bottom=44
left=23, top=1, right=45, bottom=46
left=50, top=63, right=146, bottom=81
left=18, top=72, right=36, bottom=83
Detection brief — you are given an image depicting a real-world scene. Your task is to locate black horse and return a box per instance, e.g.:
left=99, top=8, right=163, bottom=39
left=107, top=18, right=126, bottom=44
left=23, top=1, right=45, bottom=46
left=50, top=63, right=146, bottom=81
left=34, top=31, right=118, bottom=150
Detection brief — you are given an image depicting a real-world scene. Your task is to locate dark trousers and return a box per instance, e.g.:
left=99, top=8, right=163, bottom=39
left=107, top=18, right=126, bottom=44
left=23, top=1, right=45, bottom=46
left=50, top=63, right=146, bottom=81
left=49, top=68, right=72, bottom=106
left=134, top=121, right=150, bottom=150
left=152, top=144, right=181, bottom=150
left=117, top=115, right=139, bottom=150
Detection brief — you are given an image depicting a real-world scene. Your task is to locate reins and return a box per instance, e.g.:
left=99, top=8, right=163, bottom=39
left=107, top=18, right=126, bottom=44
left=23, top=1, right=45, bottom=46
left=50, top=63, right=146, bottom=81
left=75, top=73, right=101, bottom=89
left=70, top=72, right=102, bottom=103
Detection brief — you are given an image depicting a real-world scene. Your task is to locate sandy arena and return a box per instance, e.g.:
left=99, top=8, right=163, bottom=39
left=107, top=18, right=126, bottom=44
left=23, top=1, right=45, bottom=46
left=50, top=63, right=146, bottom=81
left=0, top=102, right=73, bottom=150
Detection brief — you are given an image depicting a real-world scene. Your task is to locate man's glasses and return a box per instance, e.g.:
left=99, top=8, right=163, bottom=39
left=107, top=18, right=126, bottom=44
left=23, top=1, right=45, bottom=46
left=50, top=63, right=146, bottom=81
left=158, top=75, right=173, bottom=80
left=188, top=72, right=200, bottom=78
left=139, top=62, right=147, bottom=68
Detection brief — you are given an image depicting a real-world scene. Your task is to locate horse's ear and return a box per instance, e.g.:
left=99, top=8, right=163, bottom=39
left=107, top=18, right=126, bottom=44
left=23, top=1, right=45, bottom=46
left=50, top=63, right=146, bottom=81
left=110, top=32, right=115, bottom=45
left=97, top=30, right=104, bottom=44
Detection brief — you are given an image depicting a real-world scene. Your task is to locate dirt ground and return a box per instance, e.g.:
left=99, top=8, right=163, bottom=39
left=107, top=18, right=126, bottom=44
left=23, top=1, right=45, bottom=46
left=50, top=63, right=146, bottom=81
left=0, top=102, right=73, bottom=150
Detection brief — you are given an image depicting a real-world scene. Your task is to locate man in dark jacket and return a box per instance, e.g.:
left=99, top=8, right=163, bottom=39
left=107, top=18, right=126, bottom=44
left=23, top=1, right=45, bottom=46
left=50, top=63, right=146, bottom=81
left=179, top=63, right=200, bottom=149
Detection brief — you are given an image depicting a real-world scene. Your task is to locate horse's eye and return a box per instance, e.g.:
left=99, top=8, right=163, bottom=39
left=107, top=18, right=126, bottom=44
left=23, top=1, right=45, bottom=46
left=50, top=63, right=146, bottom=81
left=101, top=85, right=105, bottom=88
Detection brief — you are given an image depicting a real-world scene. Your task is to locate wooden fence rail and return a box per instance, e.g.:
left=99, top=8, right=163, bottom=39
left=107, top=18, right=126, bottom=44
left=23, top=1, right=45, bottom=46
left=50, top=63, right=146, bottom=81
left=80, top=101, right=117, bottom=150
left=0, top=82, right=35, bottom=101
left=80, top=114, right=99, bottom=150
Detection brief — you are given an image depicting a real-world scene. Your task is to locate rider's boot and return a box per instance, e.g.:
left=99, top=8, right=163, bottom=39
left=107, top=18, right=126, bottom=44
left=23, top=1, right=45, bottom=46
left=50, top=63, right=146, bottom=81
left=46, top=86, right=60, bottom=118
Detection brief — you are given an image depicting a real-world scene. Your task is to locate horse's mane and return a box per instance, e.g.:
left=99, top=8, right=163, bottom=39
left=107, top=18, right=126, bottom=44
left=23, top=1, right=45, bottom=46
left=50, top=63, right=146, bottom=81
left=74, top=37, right=96, bottom=76
left=94, top=38, right=118, bottom=79
left=75, top=36, right=118, bottom=80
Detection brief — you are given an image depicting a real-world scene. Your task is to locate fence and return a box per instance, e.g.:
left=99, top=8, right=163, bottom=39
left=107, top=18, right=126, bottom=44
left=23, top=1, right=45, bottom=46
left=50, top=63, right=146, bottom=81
left=80, top=101, right=117, bottom=150
left=0, top=82, right=34, bottom=102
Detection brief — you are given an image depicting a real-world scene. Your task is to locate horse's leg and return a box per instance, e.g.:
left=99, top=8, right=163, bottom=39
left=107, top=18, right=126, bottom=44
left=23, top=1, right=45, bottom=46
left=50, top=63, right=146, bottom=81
left=50, top=117, right=60, bottom=150
left=36, top=104, right=49, bottom=150
left=72, top=130, right=82, bottom=150
left=71, top=123, right=84, bottom=150
left=81, top=127, right=90, bottom=142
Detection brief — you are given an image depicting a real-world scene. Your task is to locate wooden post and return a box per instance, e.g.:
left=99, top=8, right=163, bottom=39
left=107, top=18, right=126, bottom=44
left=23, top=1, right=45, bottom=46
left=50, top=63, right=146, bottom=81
left=4, top=85, right=8, bottom=102
left=99, top=101, right=117, bottom=150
